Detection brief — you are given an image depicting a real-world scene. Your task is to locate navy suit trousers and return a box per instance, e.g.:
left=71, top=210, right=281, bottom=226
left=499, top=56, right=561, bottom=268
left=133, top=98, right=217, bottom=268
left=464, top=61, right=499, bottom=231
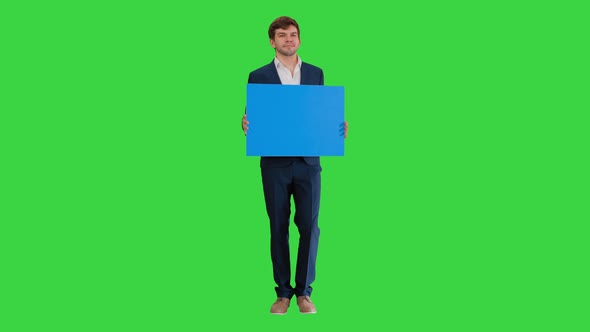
left=261, top=157, right=321, bottom=298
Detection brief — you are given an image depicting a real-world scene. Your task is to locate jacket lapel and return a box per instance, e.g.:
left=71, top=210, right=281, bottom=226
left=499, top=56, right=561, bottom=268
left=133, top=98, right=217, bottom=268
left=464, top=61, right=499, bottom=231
left=300, top=63, right=312, bottom=85
left=266, top=61, right=282, bottom=84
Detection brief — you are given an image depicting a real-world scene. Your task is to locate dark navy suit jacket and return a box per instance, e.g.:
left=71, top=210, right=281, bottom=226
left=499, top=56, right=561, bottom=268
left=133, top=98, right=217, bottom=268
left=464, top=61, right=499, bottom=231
left=247, top=60, right=324, bottom=167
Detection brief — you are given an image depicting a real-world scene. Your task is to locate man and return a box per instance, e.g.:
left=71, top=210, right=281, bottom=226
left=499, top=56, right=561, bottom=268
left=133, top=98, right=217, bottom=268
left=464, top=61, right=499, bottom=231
left=242, top=16, right=348, bottom=315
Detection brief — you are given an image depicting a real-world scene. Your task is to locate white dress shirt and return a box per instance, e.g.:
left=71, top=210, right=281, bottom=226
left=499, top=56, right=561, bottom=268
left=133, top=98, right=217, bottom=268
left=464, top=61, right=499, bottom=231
left=274, top=56, right=302, bottom=85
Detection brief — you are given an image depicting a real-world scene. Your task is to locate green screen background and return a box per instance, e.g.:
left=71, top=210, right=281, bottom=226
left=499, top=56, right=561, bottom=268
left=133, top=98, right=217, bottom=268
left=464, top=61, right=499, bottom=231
left=1, top=1, right=587, bottom=331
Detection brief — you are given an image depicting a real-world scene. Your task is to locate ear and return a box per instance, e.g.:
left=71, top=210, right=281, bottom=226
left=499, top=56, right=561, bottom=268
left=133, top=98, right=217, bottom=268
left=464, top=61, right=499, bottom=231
left=269, top=38, right=276, bottom=49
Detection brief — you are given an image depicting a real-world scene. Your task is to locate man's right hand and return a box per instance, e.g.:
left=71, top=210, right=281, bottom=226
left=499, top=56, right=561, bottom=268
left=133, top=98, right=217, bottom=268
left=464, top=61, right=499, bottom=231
left=242, top=114, right=249, bottom=135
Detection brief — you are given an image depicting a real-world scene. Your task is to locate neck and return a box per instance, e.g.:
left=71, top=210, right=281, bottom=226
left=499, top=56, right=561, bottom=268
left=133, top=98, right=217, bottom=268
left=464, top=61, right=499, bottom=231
left=276, top=53, right=298, bottom=69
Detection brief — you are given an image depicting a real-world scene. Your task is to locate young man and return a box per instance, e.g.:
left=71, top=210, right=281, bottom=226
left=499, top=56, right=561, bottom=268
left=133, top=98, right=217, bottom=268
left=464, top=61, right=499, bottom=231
left=242, top=16, right=348, bottom=315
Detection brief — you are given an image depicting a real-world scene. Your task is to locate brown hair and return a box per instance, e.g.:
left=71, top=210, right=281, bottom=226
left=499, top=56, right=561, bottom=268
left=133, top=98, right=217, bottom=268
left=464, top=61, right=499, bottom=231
left=268, top=16, right=300, bottom=40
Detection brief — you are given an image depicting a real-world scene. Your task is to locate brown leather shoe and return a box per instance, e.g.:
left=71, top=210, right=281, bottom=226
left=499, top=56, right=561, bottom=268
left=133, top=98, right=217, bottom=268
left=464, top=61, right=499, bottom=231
left=270, top=297, right=290, bottom=315
left=296, top=296, right=317, bottom=314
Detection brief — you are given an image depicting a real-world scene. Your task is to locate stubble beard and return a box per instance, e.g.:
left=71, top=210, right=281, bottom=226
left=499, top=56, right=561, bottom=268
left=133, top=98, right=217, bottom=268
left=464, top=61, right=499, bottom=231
left=277, top=46, right=297, bottom=57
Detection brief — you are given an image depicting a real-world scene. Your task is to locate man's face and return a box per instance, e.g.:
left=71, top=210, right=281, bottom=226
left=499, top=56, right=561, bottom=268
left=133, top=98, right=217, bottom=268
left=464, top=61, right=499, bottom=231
left=270, top=25, right=300, bottom=57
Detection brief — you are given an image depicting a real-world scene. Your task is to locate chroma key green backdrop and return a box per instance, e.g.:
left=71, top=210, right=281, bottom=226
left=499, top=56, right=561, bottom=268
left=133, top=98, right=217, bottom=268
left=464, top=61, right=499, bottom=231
left=1, top=1, right=587, bottom=331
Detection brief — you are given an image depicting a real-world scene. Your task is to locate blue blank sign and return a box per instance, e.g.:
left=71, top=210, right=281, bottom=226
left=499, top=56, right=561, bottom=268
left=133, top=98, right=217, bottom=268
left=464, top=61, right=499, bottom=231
left=246, top=84, right=344, bottom=156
